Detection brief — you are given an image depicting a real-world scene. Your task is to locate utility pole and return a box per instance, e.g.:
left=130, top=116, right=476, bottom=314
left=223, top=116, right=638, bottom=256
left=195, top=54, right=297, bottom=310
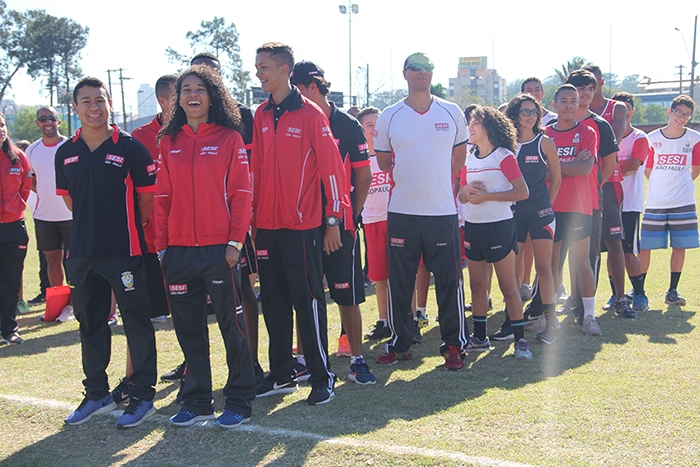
left=106, top=69, right=118, bottom=124
left=691, top=15, right=698, bottom=101
left=365, top=64, right=369, bottom=107
left=677, top=64, right=685, bottom=94
left=118, top=68, right=132, bottom=131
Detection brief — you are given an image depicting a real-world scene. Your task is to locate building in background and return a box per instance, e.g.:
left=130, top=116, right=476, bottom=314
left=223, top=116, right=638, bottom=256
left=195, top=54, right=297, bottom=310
left=136, top=83, right=157, bottom=118
left=448, top=56, right=506, bottom=107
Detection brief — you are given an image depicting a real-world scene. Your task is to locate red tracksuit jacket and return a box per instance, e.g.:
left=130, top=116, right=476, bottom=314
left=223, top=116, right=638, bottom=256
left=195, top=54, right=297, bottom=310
left=154, top=122, right=251, bottom=251
left=251, top=89, right=349, bottom=230
left=132, top=115, right=162, bottom=253
left=0, top=149, right=31, bottom=223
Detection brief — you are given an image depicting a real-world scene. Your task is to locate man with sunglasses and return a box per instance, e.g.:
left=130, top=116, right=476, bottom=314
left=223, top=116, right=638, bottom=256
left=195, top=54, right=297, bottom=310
left=25, top=107, right=72, bottom=305
left=374, top=53, right=469, bottom=370
left=639, top=94, right=700, bottom=306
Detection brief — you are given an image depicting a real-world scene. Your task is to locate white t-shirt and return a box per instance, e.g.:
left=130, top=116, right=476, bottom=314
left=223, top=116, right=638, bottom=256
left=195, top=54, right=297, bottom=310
left=362, top=155, right=391, bottom=224
left=645, top=128, right=700, bottom=210
left=541, top=111, right=558, bottom=127
left=618, top=128, right=649, bottom=213
left=375, top=97, right=468, bottom=216
left=25, top=137, right=72, bottom=222
left=462, top=147, right=522, bottom=223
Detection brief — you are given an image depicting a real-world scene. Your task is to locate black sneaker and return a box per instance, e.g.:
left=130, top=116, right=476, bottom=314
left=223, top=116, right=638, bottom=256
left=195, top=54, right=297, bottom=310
left=28, top=292, right=46, bottom=305
left=256, top=375, right=297, bottom=398
left=489, top=319, right=514, bottom=341
left=614, top=300, right=637, bottom=319
left=412, top=320, right=423, bottom=344
left=365, top=321, right=391, bottom=340
left=524, top=301, right=543, bottom=322
left=161, top=362, right=186, bottom=383
left=535, top=326, right=557, bottom=345
left=306, top=385, right=335, bottom=405
left=253, top=362, right=265, bottom=386
left=111, top=377, right=130, bottom=405
left=465, top=297, right=493, bottom=312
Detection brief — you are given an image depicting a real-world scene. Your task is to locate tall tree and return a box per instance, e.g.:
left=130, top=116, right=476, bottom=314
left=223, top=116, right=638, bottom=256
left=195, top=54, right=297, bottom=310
left=0, top=4, right=33, bottom=104
left=554, top=56, right=589, bottom=83
left=54, top=17, right=88, bottom=134
left=166, top=17, right=249, bottom=101
left=430, top=83, right=447, bottom=98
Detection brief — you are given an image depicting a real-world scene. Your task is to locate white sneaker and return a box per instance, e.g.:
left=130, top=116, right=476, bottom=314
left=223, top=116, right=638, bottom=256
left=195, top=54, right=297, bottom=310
left=528, top=314, right=547, bottom=333
left=150, top=315, right=168, bottom=323
left=56, top=305, right=75, bottom=323
left=582, top=316, right=602, bottom=336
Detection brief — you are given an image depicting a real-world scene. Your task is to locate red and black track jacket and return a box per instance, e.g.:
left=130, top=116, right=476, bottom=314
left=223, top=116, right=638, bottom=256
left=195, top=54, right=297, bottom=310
left=132, top=115, right=162, bottom=254
left=0, top=149, right=31, bottom=223
left=154, top=122, right=251, bottom=251
left=251, top=87, right=349, bottom=230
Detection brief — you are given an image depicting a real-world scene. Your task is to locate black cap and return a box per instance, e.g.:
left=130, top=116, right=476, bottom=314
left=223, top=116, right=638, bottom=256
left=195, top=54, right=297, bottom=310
left=290, top=61, right=324, bottom=85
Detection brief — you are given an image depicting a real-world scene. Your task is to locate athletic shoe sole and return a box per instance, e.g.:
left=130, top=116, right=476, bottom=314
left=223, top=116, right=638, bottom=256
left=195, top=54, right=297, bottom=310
left=256, top=384, right=298, bottom=398
left=307, top=390, right=335, bottom=405
left=216, top=417, right=250, bottom=430
left=116, top=406, right=157, bottom=429
left=348, top=373, right=377, bottom=385
left=169, top=413, right=215, bottom=427
left=65, top=401, right=117, bottom=426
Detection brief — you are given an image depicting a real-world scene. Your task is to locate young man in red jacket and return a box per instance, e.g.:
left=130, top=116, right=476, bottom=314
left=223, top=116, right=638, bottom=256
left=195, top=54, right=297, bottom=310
left=251, top=42, right=350, bottom=405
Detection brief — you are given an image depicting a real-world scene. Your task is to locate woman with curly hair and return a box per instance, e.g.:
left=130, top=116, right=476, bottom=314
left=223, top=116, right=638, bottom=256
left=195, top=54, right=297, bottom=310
left=458, top=105, right=532, bottom=359
left=487, top=94, right=561, bottom=344
left=154, top=65, right=256, bottom=429
left=0, top=113, right=31, bottom=345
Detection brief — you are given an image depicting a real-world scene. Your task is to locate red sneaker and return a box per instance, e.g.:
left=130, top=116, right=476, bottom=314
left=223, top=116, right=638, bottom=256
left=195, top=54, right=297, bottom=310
left=376, top=350, right=412, bottom=365
left=443, top=344, right=464, bottom=371
left=336, top=334, right=351, bottom=358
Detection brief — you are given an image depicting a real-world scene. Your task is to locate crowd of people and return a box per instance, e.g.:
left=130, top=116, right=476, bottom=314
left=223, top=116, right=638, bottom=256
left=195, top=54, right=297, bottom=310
left=0, top=44, right=699, bottom=431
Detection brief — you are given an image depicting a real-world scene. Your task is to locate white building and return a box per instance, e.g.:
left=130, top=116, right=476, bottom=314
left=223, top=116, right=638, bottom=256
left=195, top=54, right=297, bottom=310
left=448, top=56, right=506, bottom=106
left=136, top=83, right=157, bottom=118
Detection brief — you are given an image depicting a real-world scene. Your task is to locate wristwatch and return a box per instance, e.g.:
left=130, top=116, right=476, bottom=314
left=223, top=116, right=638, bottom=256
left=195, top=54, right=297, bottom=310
left=228, top=241, right=244, bottom=251
left=325, top=216, right=340, bottom=227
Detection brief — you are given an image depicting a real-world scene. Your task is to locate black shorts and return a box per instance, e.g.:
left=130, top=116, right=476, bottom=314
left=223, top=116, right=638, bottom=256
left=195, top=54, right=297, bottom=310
left=464, top=218, right=518, bottom=263
left=601, top=183, right=623, bottom=242
left=322, top=227, right=365, bottom=306
left=554, top=212, right=593, bottom=243
left=239, top=232, right=257, bottom=276
left=144, top=252, right=169, bottom=318
left=621, top=211, right=641, bottom=254
left=34, top=219, right=72, bottom=252
left=514, top=206, right=555, bottom=243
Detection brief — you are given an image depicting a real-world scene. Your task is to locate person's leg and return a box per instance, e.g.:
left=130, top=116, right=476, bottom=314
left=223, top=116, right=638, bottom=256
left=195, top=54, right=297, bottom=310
left=0, top=237, right=26, bottom=339
left=466, top=258, right=489, bottom=339
left=44, top=249, right=65, bottom=287
left=239, top=233, right=260, bottom=362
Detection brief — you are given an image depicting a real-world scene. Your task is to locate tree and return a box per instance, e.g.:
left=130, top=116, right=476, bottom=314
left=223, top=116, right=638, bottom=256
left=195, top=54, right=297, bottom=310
left=166, top=17, right=249, bottom=101
left=621, top=74, right=641, bottom=93
left=54, top=17, right=88, bottom=134
left=369, top=89, right=408, bottom=110
left=0, top=4, right=33, bottom=104
left=553, top=56, right=589, bottom=83
left=7, top=105, right=68, bottom=142
left=430, top=83, right=446, bottom=98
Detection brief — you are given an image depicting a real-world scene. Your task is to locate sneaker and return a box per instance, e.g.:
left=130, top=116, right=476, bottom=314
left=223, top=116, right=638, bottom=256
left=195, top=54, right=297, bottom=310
left=56, top=305, right=74, bottom=323
left=519, top=283, right=532, bottom=302
left=625, top=290, right=634, bottom=301
left=365, top=321, right=391, bottom=340
left=514, top=338, right=533, bottom=359
left=527, top=314, right=547, bottom=333
left=150, top=315, right=168, bottom=323
left=443, top=344, right=464, bottom=371
left=665, top=289, right=686, bottom=306
left=602, top=295, right=616, bottom=310
left=523, top=301, right=542, bottom=322
left=65, top=394, right=117, bottom=426
left=582, top=316, right=602, bottom=336
left=306, top=385, right=335, bottom=405
left=108, top=313, right=119, bottom=327
left=535, top=327, right=557, bottom=345
left=161, top=362, right=186, bottom=383
left=256, top=376, right=297, bottom=398
left=336, top=334, right=351, bottom=358
left=16, top=300, right=30, bottom=314
left=116, top=397, right=156, bottom=429
left=614, top=300, right=637, bottom=319
left=1, top=332, right=24, bottom=345
left=348, top=358, right=377, bottom=385
left=632, top=294, right=649, bottom=312
left=111, top=377, right=130, bottom=405
left=465, top=297, right=492, bottom=312
left=412, top=320, right=423, bottom=344
left=254, top=362, right=266, bottom=386
left=28, top=292, right=46, bottom=305
left=489, top=319, right=514, bottom=341
left=555, top=283, right=567, bottom=304
left=364, top=277, right=373, bottom=288
left=169, top=410, right=215, bottom=427
left=294, top=361, right=310, bottom=383
left=376, top=349, right=412, bottom=365
left=416, top=310, right=429, bottom=328
left=215, top=410, right=250, bottom=429
left=464, top=335, right=491, bottom=352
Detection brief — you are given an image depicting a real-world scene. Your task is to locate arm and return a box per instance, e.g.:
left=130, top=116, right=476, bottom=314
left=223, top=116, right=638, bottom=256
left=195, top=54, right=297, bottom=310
left=620, top=158, right=642, bottom=176
left=468, top=176, right=528, bottom=204
left=451, top=142, right=467, bottom=178
left=137, top=193, right=154, bottom=223
left=600, top=151, right=617, bottom=184
left=560, top=156, right=595, bottom=177
left=610, top=101, right=628, bottom=143
left=250, top=110, right=263, bottom=231
left=620, top=137, right=649, bottom=176
left=691, top=143, right=700, bottom=181
left=347, top=121, right=372, bottom=218
left=541, top=136, right=561, bottom=205
left=153, top=145, right=172, bottom=252
left=644, top=146, right=655, bottom=179
left=225, top=135, right=253, bottom=267
left=352, top=165, right=372, bottom=217
left=377, top=150, right=392, bottom=172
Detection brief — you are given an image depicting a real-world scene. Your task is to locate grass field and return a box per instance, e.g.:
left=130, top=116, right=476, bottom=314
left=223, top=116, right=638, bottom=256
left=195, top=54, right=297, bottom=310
left=2, top=205, right=700, bottom=467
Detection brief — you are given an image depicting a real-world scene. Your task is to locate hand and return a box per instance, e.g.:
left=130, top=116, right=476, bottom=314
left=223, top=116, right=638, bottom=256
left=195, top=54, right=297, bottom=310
left=577, top=149, right=592, bottom=161
left=225, top=246, right=240, bottom=268
left=323, top=225, right=342, bottom=255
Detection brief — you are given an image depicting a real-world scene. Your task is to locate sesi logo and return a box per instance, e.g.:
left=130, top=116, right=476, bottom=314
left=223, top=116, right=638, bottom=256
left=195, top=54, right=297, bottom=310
left=557, top=147, right=577, bottom=157
left=169, top=284, right=187, bottom=295
left=256, top=249, right=269, bottom=260
left=334, top=282, right=350, bottom=289
left=657, top=154, right=687, bottom=165
left=358, top=143, right=368, bottom=152
left=372, top=172, right=391, bottom=185
left=435, top=123, right=450, bottom=131
left=64, top=156, right=79, bottom=165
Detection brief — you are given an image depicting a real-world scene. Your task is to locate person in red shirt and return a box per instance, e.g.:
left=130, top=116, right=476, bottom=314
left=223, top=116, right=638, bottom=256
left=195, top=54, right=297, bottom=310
left=155, top=65, right=256, bottom=429
left=0, top=113, right=31, bottom=345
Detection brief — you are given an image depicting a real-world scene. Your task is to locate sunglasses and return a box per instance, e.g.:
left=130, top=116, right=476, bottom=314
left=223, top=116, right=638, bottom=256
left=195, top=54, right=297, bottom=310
left=37, top=116, right=59, bottom=122
left=405, top=63, right=434, bottom=72
left=673, top=109, right=693, bottom=120
left=519, top=108, right=540, bottom=117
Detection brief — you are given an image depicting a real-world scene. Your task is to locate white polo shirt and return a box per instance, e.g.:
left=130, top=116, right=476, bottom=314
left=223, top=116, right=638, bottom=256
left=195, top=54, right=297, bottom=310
left=375, top=97, right=467, bottom=216
left=362, top=155, right=391, bottom=224
left=645, top=128, right=700, bottom=210
left=25, top=137, right=72, bottom=222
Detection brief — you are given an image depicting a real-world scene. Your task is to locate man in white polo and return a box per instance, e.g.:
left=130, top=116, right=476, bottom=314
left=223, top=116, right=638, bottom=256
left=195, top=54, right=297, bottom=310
left=374, top=52, right=469, bottom=371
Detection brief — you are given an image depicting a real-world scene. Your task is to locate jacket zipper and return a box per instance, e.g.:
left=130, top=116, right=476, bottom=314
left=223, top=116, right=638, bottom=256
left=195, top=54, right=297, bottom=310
left=191, top=134, right=198, bottom=246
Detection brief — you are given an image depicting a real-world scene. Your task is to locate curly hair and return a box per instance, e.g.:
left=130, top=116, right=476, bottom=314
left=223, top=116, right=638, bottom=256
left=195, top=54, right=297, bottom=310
left=470, top=105, right=517, bottom=156
left=158, top=65, right=243, bottom=143
left=505, top=94, right=543, bottom=136
left=0, top=114, right=19, bottom=164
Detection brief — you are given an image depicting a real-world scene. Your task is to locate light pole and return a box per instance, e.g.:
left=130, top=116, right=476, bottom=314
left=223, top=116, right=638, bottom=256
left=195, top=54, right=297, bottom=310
left=675, top=17, right=698, bottom=100
left=338, top=3, right=358, bottom=107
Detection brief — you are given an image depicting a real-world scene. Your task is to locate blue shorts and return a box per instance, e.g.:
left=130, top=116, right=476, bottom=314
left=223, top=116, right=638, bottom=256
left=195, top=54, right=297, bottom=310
left=640, top=204, right=700, bottom=250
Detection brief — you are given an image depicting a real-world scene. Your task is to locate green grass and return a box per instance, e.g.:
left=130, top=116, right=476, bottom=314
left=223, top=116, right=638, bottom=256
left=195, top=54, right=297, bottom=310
left=2, top=203, right=700, bottom=467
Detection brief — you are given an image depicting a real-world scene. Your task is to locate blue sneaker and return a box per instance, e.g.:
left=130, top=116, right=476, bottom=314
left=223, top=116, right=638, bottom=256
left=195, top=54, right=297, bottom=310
left=116, top=397, right=156, bottom=429
left=514, top=338, right=533, bottom=359
left=215, top=410, right=251, bottom=429
left=65, top=394, right=117, bottom=426
left=169, top=410, right=215, bottom=427
left=464, top=335, right=491, bottom=352
left=348, top=358, right=377, bottom=385
left=602, top=294, right=616, bottom=310
left=294, top=361, right=310, bottom=383
left=632, top=294, right=649, bottom=312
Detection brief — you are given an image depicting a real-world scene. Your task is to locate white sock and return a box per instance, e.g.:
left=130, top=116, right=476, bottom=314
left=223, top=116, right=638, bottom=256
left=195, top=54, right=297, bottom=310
left=296, top=354, right=306, bottom=366
left=582, top=297, right=595, bottom=319
left=378, top=319, right=387, bottom=324
left=416, top=306, right=426, bottom=314
left=351, top=355, right=364, bottom=364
